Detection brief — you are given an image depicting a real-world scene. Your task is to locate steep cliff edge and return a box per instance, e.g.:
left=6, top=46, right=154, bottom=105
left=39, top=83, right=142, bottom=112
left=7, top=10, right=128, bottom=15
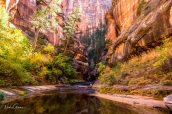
left=97, top=0, right=172, bottom=99
left=106, top=0, right=172, bottom=63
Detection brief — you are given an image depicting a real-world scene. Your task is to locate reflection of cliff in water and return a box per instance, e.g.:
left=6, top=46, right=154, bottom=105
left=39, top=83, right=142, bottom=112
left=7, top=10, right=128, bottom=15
left=1, top=92, right=138, bottom=114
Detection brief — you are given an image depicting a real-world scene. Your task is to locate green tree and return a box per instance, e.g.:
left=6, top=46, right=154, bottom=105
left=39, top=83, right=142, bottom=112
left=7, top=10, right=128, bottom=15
left=0, top=9, right=34, bottom=85
left=31, top=0, right=61, bottom=50
left=63, top=8, right=80, bottom=54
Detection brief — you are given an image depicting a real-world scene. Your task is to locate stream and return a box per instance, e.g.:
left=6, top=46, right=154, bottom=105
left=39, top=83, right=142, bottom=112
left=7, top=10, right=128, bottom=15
left=0, top=88, right=169, bottom=114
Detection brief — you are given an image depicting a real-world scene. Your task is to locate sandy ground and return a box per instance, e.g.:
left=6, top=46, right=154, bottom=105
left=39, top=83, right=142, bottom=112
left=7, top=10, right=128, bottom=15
left=90, top=92, right=170, bottom=114
left=90, top=92, right=166, bottom=108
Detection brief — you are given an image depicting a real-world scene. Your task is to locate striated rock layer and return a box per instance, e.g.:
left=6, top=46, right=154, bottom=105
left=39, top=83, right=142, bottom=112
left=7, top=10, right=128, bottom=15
left=106, top=0, right=172, bottom=63
left=3, top=0, right=111, bottom=45
left=63, top=0, right=111, bottom=37
left=3, top=0, right=112, bottom=78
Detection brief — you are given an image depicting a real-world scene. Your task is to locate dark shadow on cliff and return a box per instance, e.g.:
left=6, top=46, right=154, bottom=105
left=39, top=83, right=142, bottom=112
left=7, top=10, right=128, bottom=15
left=79, top=25, right=107, bottom=81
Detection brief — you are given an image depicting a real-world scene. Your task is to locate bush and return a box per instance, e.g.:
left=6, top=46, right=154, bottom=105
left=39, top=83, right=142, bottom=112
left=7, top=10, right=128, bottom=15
left=0, top=92, right=5, bottom=101
left=43, top=43, right=55, bottom=55
left=98, top=62, right=106, bottom=72
left=0, top=58, right=34, bottom=85
left=54, top=53, right=76, bottom=77
left=161, top=80, right=172, bottom=86
left=128, top=77, right=151, bottom=86
left=42, top=53, right=76, bottom=83
left=99, top=73, right=117, bottom=86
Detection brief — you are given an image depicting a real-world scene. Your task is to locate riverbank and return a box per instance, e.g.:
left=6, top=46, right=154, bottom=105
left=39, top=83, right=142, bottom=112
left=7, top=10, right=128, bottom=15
left=90, top=92, right=168, bottom=114
left=0, top=85, right=94, bottom=103
left=0, top=85, right=170, bottom=113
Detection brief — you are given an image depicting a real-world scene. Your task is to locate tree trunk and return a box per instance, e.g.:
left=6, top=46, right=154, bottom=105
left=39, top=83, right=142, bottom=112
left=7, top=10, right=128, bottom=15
left=34, top=29, right=39, bottom=51
left=53, top=28, right=56, bottom=46
left=64, top=38, right=69, bottom=54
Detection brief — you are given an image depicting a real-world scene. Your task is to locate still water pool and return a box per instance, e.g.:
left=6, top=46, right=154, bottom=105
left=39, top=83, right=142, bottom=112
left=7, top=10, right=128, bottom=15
left=0, top=91, right=169, bottom=114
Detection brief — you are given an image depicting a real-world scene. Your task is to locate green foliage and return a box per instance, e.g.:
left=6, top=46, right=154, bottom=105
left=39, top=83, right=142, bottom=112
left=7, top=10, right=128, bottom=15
left=0, top=9, right=32, bottom=61
left=0, top=92, right=5, bottom=101
left=98, top=62, right=106, bottom=72
left=0, top=9, right=8, bottom=27
left=63, top=8, right=80, bottom=39
left=153, top=39, right=171, bottom=68
left=0, top=6, right=77, bottom=85
left=136, top=0, right=145, bottom=16
left=0, top=9, right=35, bottom=86
left=63, top=8, right=80, bottom=53
left=161, top=80, right=172, bottom=86
left=31, top=0, right=61, bottom=49
left=0, top=58, right=34, bottom=85
left=98, top=66, right=117, bottom=86
left=98, top=62, right=122, bottom=86
left=128, top=77, right=151, bottom=86
left=46, top=53, right=76, bottom=82
left=43, top=43, right=55, bottom=55
left=81, top=27, right=106, bottom=71
left=153, top=89, right=172, bottom=99
left=30, top=52, right=52, bottom=68
left=32, top=0, right=61, bottom=32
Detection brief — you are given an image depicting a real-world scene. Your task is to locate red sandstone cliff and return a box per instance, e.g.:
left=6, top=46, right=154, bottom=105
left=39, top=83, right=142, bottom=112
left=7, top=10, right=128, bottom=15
left=106, top=0, right=172, bottom=63
left=3, top=0, right=111, bottom=46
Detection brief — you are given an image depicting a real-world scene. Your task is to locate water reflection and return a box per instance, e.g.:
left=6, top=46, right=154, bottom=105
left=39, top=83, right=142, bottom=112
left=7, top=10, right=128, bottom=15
left=0, top=93, right=139, bottom=114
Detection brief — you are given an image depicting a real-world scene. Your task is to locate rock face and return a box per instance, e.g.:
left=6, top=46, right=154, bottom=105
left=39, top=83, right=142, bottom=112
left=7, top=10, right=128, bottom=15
left=3, top=0, right=111, bottom=79
left=106, top=0, right=172, bottom=63
left=12, top=0, right=36, bottom=36
left=4, top=0, right=111, bottom=45
left=63, top=0, right=111, bottom=37
left=164, top=94, right=172, bottom=111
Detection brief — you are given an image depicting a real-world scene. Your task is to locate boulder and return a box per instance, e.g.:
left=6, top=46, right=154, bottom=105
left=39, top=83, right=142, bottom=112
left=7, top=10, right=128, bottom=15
left=164, top=94, right=172, bottom=111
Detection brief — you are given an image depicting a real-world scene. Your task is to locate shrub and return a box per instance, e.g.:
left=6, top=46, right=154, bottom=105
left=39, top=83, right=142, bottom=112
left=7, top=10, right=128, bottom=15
left=54, top=53, right=76, bottom=77
left=98, top=62, right=106, bottom=72
left=43, top=43, right=55, bottom=55
left=128, top=77, right=151, bottom=86
left=99, top=73, right=117, bottom=86
left=20, top=60, right=33, bottom=71
left=39, top=67, right=49, bottom=77
left=0, top=92, right=5, bottom=101
left=153, top=89, right=172, bottom=99
left=161, top=80, right=172, bottom=86
left=29, top=52, right=52, bottom=73
left=30, top=52, right=51, bottom=65
left=44, top=53, right=76, bottom=83
left=0, top=58, right=34, bottom=85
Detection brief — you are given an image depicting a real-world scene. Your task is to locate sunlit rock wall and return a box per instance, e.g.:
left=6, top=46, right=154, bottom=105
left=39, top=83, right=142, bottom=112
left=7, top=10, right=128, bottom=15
left=5, top=0, right=111, bottom=45
left=12, top=0, right=36, bottom=35
left=63, top=0, right=111, bottom=37
left=107, top=0, right=172, bottom=62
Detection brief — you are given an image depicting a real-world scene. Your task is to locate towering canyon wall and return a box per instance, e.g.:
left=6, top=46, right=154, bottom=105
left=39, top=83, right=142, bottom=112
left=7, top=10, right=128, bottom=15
left=106, top=0, right=172, bottom=63
left=3, top=0, right=111, bottom=44
left=12, top=0, right=36, bottom=36
left=2, top=0, right=111, bottom=76
left=105, top=0, right=141, bottom=60
left=63, top=0, right=111, bottom=36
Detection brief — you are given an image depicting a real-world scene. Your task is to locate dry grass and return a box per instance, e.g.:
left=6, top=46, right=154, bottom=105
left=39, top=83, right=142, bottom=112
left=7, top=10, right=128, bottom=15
left=99, top=38, right=172, bottom=86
